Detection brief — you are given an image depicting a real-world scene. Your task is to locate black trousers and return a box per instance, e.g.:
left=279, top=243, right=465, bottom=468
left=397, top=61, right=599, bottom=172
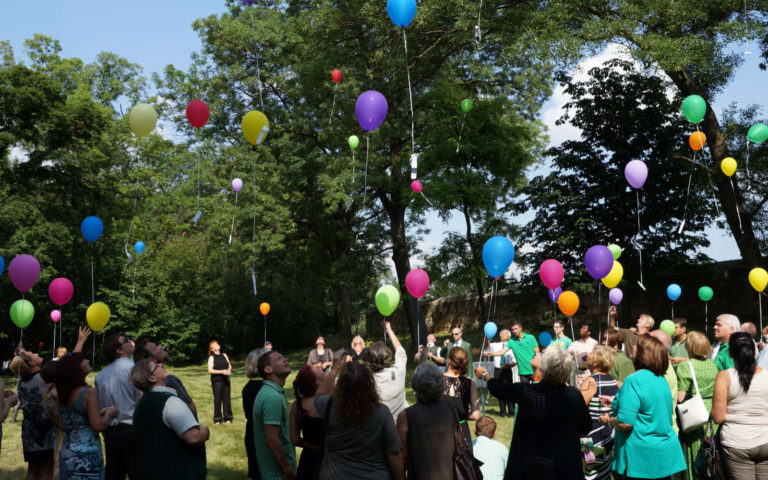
left=103, top=424, right=140, bottom=480
left=212, top=380, right=233, bottom=422
left=494, top=367, right=514, bottom=416
left=506, top=374, right=533, bottom=416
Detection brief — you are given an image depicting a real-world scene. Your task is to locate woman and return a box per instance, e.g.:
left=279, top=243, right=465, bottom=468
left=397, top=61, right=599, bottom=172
left=11, top=351, right=56, bottom=480
left=579, top=346, right=618, bottom=480
left=290, top=365, right=325, bottom=479
left=314, top=361, right=404, bottom=480
left=242, top=348, right=267, bottom=480
left=604, top=330, right=634, bottom=387
left=346, top=336, right=368, bottom=363
left=397, top=362, right=456, bottom=479
left=600, top=335, right=686, bottom=480
left=307, top=336, right=334, bottom=371
left=443, top=346, right=481, bottom=445
left=676, top=331, right=717, bottom=479
left=367, top=322, right=408, bottom=421
left=476, top=343, right=591, bottom=480
left=207, top=340, right=232, bottom=424
left=55, top=352, right=119, bottom=479
left=712, top=331, right=768, bottom=477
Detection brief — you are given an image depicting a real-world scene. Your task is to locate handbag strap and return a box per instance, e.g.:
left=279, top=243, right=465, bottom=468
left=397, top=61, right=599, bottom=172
left=686, top=360, right=701, bottom=396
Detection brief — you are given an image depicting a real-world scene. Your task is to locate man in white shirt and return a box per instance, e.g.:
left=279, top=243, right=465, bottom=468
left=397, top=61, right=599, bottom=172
left=567, top=322, right=598, bottom=386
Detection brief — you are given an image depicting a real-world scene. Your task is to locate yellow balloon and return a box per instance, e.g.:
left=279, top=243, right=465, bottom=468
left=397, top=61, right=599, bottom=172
left=601, top=260, right=623, bottom=289
left=241, top=111, right=270, bottom=146
left=86, top=302, right=111, bottom=332
left=749, top=268, right=768, bottom=293
left=129, top=103, right=157, bottom=137
left=721, top=157, right=737, bottom=177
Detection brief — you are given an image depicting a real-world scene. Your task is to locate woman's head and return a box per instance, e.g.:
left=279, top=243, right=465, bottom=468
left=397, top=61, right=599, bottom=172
left=604, top=330, right=623, bottom=350
left=245, top=348, right=268, bottom=379
left=333, top=361, right=380, bottom=422
left=208, top=341, right=220, bottom=357
left=366, top=341, right=392, bottom=373
left=729, top=331, right=758, bottom=393
left=410, top=362, right=444, bottom=404
left=541, top=343, right=572, bottom=385
left=633, top=334, right=668, bottom=376
left=351, top=336, right=364, bottom=352
left=293, top=365, right=323, bottom=399
left=447, top=347, right=468, bottom=376
left=587, top=346, right=616, bottom=373
left=685, top=331, right=711, bottom=360
left=55, top=352, right=88, bottom=404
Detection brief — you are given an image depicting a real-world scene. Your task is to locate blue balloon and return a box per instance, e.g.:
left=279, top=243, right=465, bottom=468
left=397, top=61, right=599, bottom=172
left=538, top=331, right=552, bottom=348
left=667, top=283, right=682, bottom=301
left=81, top=216, right=104, bottom=242
left=482, top=236, right=515, bottom=278
left=134, top=241, right=145, bottom=254
left=483, top=322, right=498, bottom=339
left=0, top=254, right=4, bottom=277
left=387, top=0, right=417, bottom=27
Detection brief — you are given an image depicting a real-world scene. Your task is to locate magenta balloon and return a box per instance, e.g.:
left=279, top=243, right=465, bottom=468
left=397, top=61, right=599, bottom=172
left=548, top=286, right=563, bottom=303
left=539, top=259, right=564, bottom=290
left=609, top=288, right=623, bottom=305
left=8, top=254, right=41, bottom=293
left=51, top=310, right=61, bottom=323
left=355, top=90, right=388, bottom=131
left=584, top=245, right=614, bottom=279
left=411, top=180, right=423, bottom=193
left=405, top=268, right=430, bottom=298
left=232, top=178, right=243, bottom=192
left=49, top=277, right=74, bottom=306
left=624, top=160, right=648, bottom=189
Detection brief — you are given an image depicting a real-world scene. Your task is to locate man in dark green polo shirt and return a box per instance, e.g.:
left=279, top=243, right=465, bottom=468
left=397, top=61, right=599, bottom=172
left=669, top=318, right=689, bottom=371
left=485, top=320, right=539, bottom=382
left=713, top=314, right=740, bottom=371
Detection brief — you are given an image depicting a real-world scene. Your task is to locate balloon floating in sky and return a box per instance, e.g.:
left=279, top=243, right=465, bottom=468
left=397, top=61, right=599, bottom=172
left=10, top=299, right=34, bottom=328
left=584, top=245, right=613, bottom=280
left=129, top=103, right=157, bottom=137
left=405, top=268, right=430, bottom=298
left=134, top=241, right=145, bottom=254
left=86, top=302, right=111, bottom=332
left=609, top=288, right=623, bottom=305
left=186, top=100, right=210, bottom=129
left=539, top=259, right=564, bottom=290
left=681, top=95, right=706, bottom=124
left=331, top=69, right=342, bottom=83
left=49, top=277, right=74, bottom=306
left=548, top=286, right=562, bottom=303
left=81, top=216, right=104, bottom=242
left=624, top=160, right=648, bottom=189
left=348, top=135, right=359, bottom=149
left=720, top=157, right=737, bottom=177
left=51, top=310, right=61, bottom=323
left=667, top=283, right=682, bottom=301
left=411, top=180, right=422, bottom=193
left=607, top=244, right=622, bottom=259
left=9, top=255, right=41, bottom=293
left=558, top=290, right=579, bottom=317
left=232, top=178, right=243, bottom=192
left=748, top=123, right=768, bottom=144
left=484, top=322, right=498, bottom=339
left=749, top=268, right=768, bottom=292
left=461, top=99, right=473, bottom=113
left=698, top=286, right=713, bottom=302
left=375, top=285, right=400, bottom=317
left=482, top=236, right=515, bottom=278
left=386, top=0, right=417, bottom=27
left=689, top=131, right=706, bottom=151
left=355, top=91, right=388, bottom=131
left=601, top=260, right=623, bottom=288
left=242, top=111, right=270, bottom=145
left=260, top=302, right=270, bottom=316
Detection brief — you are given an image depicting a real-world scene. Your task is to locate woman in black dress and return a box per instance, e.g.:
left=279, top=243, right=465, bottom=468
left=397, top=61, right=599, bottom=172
left=207, top=340, right=233, bottom=424
left=242, top=348, right=267, bottom=479
left=290, top=365, right=325, bottom=479
left=442, top=347, right=480, bottom=445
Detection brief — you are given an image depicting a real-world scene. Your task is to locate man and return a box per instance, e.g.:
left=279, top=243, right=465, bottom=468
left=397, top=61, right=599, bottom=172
left=443, top=326, right=472, bottom=373
left=415, top=333, right=444, bottom=366
left=489, top=329, right=516, bottom=417
left=264, top=341, right=273, bottom=351
left=551, top=319, right=572, bottom=350
left=253, top=351, right=297, bottom=479
left=608, top=305, right=654, bottom=358
left=713, top=314, right=740, bottom=370
left=131, top=359, right=208, bottom=479
left=669, top=318, right=690, bottom=369
left=649, top=329, right=679, bottom=433
left=485, top=320, right=539, bottom=384
left=95, top=333, right=141, bottom=480
left=567, top=322, right=598, bottom=385
left=133, top=339, right=197, bottom=415
left=740, top=322, right=759, bottom=355
left=472, top=416, right=508, bottom=480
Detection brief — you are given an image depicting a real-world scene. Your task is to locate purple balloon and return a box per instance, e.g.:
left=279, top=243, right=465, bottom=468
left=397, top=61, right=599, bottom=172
left=8, top=254, right=41, bottom=293
left=355, top=90, right=388, bottom=131
left=609, top=287, right=623, bottom=305
left=584, top=245, right=614, bottom=280
left=624, top=160, right=648, bottom=189
left=232, top=178, right=243, bottom=192
left=548, top=286, right=563, bottom=303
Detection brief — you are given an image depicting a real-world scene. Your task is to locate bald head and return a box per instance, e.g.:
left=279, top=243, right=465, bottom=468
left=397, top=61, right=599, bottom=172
left=741, top=322, right=757, bottom=339
left=650, top=330, right=672, bottom=349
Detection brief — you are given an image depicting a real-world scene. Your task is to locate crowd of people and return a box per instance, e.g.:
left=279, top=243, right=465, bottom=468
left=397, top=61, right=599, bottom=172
left=3, top=309, right=768, bottom=479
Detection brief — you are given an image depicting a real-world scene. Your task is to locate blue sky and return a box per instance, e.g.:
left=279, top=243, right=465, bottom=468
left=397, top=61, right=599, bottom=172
left=2, top=0, right=764, bottom=267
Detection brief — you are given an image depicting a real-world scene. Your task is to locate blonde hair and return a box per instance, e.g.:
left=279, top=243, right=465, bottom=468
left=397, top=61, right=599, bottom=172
left=639, top=314, right=655, bottom=329
left=685, top=331, right=711, bottom=359
left=351, top=336, right=364, bottom=348
left=589, top=346, right=616, bottom=373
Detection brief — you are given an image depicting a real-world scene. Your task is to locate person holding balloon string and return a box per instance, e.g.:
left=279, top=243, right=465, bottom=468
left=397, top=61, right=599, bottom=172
left=608, top=306, right=654, bottom=360
left=552, top=319, right=573, bottom=350
left=567, top=322, right=598, bottom=387
left=488, top=329, right=516, bottom=418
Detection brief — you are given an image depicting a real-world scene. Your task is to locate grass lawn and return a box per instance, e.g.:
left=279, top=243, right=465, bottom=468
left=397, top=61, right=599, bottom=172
left=0, top=329, right=514, bottom=479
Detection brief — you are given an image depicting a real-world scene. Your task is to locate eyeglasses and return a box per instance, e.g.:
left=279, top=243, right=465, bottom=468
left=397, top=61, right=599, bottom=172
left=149, top=363, right=162, bottom=376
left=120, top=337, right=132, bottom=346
left=452, top=332, right=461, bottom=336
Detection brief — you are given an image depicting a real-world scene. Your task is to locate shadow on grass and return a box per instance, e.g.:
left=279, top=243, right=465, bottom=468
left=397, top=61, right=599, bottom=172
left=0, top=468, right=26, bottom=480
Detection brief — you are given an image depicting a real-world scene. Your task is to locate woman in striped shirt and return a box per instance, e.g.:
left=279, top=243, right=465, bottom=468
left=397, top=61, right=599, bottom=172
left=579, top=346, right=618, bottom=480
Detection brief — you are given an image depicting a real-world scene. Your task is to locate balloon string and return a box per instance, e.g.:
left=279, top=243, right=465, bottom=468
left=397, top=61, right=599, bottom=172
left=329, top=83, right=337, bottom=126
left=52, top=322, right=56, bottom=359
left=635, top=190, right=644, bottom=288
left=730, top=178, right=743, bottom=233
left=456, top=112, right=467, bottom=153
left=252, top=151, right=257, bottom=281
left=597, top=282, right=601, bottom=343
left=132, top=255, right=139, bottom=300
left=705, top=303, right=708, bottom=335
left=351, top=149, right=356, bottom=184
left=125, top=164, right=140, bottom=266
left=229, top=191, right=238, bottom=244
left=91, top=335, right=95, bottom=367
left=264, top=316, right=267, bottom=346
left=745, top=139, right=751, bottom=178
left=475, top=0, right=483, bottom=44
left=402, top=29, right=415, bottom=154
left=678, top=172, right=693, bottom=234
left=760, top=293, right=763, bottom=333
left=416, top=300, right=420, bottom=351
left=569, top=316, right=575, bottom=343
left=362, top=133, right=370, bottom=211
left=419, top=192, right=435, bottom=207
left=248, top=11, right=265, bottom=111
left=90, top=243, right=95, bottom=304
left=671, top=303, right=675, bottom=321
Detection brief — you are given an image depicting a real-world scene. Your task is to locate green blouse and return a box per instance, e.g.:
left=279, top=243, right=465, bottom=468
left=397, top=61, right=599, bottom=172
left=676, top=358, right=718, bottom=411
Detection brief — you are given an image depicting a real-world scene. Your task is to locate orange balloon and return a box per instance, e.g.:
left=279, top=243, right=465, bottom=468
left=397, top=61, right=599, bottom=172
left=557, top=290, right=580, bottom=317
left=689, top=132, right=706, bottom=151
left=259, top=302, right=270, bottom=316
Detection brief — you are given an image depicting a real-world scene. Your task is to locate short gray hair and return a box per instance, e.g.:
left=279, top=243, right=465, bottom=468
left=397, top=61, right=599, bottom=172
left=541, top=343, right=572, bottom=386
left=130, top=359, right=155, bottom=393
left=410, top=362, right=444, bottom=404
left=718, top=314, right=740, bottom=335
left=245, top=348, right=268, bottom=378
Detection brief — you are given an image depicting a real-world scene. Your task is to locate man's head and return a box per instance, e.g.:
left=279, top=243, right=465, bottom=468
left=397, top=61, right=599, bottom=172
left=475, top=416, right=497, bottom=439
left=510, top=320, right=523, bottom=339
left=257, top=351, right=291, bottom=380
left=10, top=351, right=42, bottom=376
left=133, top=339, right=168, bottom=364
left=130, top=358, right=168, bottom=393
left=553, top=319, right=565, bottom=336
left=714, top=314, right=740, bottom=343
left=103, top=333, right=134, bottom=363
left=451, top=327, right=463, bottom=342
left=264, top=341, right=273, bottom=351
left=579, top=323, right=592, bottom=340
left=636, top=314, right=655, bottom=334
left=499, top=329, right=511, bottom=342
left=740, top=322, right=757, bottom=340
left=649, top=329, right=672, bottom=350
left=56, top=347, right=68, bottom=360
left=426, top=334, right=436, bottom=345
left=673, top=318, right=687, bottom=341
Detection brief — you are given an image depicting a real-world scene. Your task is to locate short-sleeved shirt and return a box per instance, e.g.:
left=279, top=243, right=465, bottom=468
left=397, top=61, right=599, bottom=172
left=506, top=334, right=538, bottom=376
left=94, top=357, right=139, bottom=426
left=374, top=346, right=408, bottom=421
left=315, top=394, right=401, bottom=480
left=618, top=328, right=640, bottom=358
left=165, top=375, right=194, bottom=406
left=472, top=435, right=508, bottom=480
left=715, top=343, right=734, bottom=371
left=676, top=359, right=717, bottom=411
left=552, top=335, right=572, bottom=351
left=150, top=386, right=199, bottom=437
left=609, top=351, right=635, bottom=383
left=567, top=338, right=598, bottom=370
left=253, top=380, right=296, bottom=479
left=669, top=339, right=688, bottom=362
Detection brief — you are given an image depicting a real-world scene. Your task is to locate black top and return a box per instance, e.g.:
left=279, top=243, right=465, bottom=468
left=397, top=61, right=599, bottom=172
left=487, top=378, right=591, bottom=480
left=296, top=398, right=325, bottom=480
left=242, top=380, right=263, bottom=479
left=404, top=401, right=456, bottom=479
left=210, top=353, right=229, bottom=383
left=349, top=348, right=368, bottom=363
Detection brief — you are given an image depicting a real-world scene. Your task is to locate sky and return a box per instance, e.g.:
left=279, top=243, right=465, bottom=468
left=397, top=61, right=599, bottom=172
left=2, top=0, right=764, bottom=270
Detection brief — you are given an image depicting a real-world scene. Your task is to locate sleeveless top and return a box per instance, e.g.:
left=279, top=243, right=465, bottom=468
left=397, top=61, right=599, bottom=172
left=210, top=353, right=229, bottom=383
left=721, top=368, right=768, bottom=449
left=404, top=401, right=456, bottom=479
left=59, top=387, right=103, bottom=479
left=296, top=398, right=325, bottom=480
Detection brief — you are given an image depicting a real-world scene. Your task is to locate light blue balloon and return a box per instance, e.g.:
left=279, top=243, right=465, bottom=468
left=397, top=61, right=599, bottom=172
left=667, top=283, right=682, bottom=301
left=80, top=216, right=104, bottom=242
left=482, top=236, right=515, bottom=278
left=134, top=241, right=145, bottom=254
left=386, top=0, right=417, bottom=27
left=538, top=331, right=552, bottom=348
left=483, top=322, right=498, bottom=340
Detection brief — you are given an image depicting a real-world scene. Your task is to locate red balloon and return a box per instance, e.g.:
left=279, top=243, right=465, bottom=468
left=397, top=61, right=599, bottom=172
left=49, top=277, right=74, bottom=306
left=186, top=100, right=210, bottom=128
left=331, top=69, right=342, bottom=83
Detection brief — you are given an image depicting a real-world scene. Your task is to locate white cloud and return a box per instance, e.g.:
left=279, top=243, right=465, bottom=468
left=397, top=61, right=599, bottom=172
left=9, top=144, right=29, bottom=163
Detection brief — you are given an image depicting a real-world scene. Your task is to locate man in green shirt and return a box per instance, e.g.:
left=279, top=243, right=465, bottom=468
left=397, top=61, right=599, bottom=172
left=669, top=318, right=689, bottom=370
left=713, top=314, right=740, bottom=371
left=485, top=320, right=539, bottom=381
left=443, top=326, right=472, bottom=375
left=551, top=319, right=572, bottom=350
left=253, top=351, right=297, bottom=480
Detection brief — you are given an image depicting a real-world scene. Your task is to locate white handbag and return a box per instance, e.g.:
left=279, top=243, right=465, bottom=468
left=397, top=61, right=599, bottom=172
left=677, top=361, right=710, bottom=433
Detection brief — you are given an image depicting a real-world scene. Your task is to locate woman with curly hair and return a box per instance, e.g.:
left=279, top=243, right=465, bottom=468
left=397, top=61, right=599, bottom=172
left=314, top=358, right=404, bottom=480
left=290, top=365, right=325, bottom=479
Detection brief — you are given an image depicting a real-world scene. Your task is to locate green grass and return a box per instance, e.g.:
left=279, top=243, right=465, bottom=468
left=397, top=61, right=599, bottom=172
left=0, top=330, right=514, bottom=479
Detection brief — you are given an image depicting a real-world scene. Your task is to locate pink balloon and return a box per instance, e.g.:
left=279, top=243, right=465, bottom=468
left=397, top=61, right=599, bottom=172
left=49, top=277, right=74, bottom=306
left=539, top=259, right=564, bottom=290
left=411, top=180, right=422, bottom=193
left=51, top=310, right=61, bottom=323
left=232, top=178, right=243, bottom=192
left=405, top=268, right=430, bottom=298
left=8, top=255, right=41, bottom=293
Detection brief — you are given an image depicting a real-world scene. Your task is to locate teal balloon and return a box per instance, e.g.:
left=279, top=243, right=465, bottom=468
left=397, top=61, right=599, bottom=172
left=660, top=319, right=675, bottom=337
left=681, top=95, right=706, bottom=124
left=748, top=123, right=768, bottom=144
left=461, top=99, right=473, bottom=113
left=698, top=286, right=713, bottom=302
left=375, top=285, right=400, bottom=317
left=10, top=299, right=34, bottom=328
left=134, top=241, right=145, bottom=254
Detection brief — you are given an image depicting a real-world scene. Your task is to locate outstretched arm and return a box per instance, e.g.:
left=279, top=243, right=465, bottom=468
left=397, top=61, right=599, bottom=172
left=73, top=326, right=91, bottom=353
left=384, top=322, right=402, bottom=351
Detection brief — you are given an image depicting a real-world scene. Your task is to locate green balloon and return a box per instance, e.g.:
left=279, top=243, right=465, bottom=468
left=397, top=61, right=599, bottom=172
left=375, top=285, right=400, bottom=317
left=659, top=319, right=675, bottom=337
left=698, top=286, right=714, bottom=302
left=10, top=299, right=34, bottom=328
left=681, top=95, right=706, bottom=124
left=607, top=244, right=622, bottom=259
left=348, top=135, right=360, bottom=150
left=747, top=123, right=768, bottom=144
left=461, top=99, right=473, bottom=113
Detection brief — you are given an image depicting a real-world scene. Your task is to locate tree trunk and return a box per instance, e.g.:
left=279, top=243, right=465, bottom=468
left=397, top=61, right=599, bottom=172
left=335, top=283, right=352, bottom=348
left=462, top=204, right=488, bottom=322
left=665, top=69, right=765, bottom=267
